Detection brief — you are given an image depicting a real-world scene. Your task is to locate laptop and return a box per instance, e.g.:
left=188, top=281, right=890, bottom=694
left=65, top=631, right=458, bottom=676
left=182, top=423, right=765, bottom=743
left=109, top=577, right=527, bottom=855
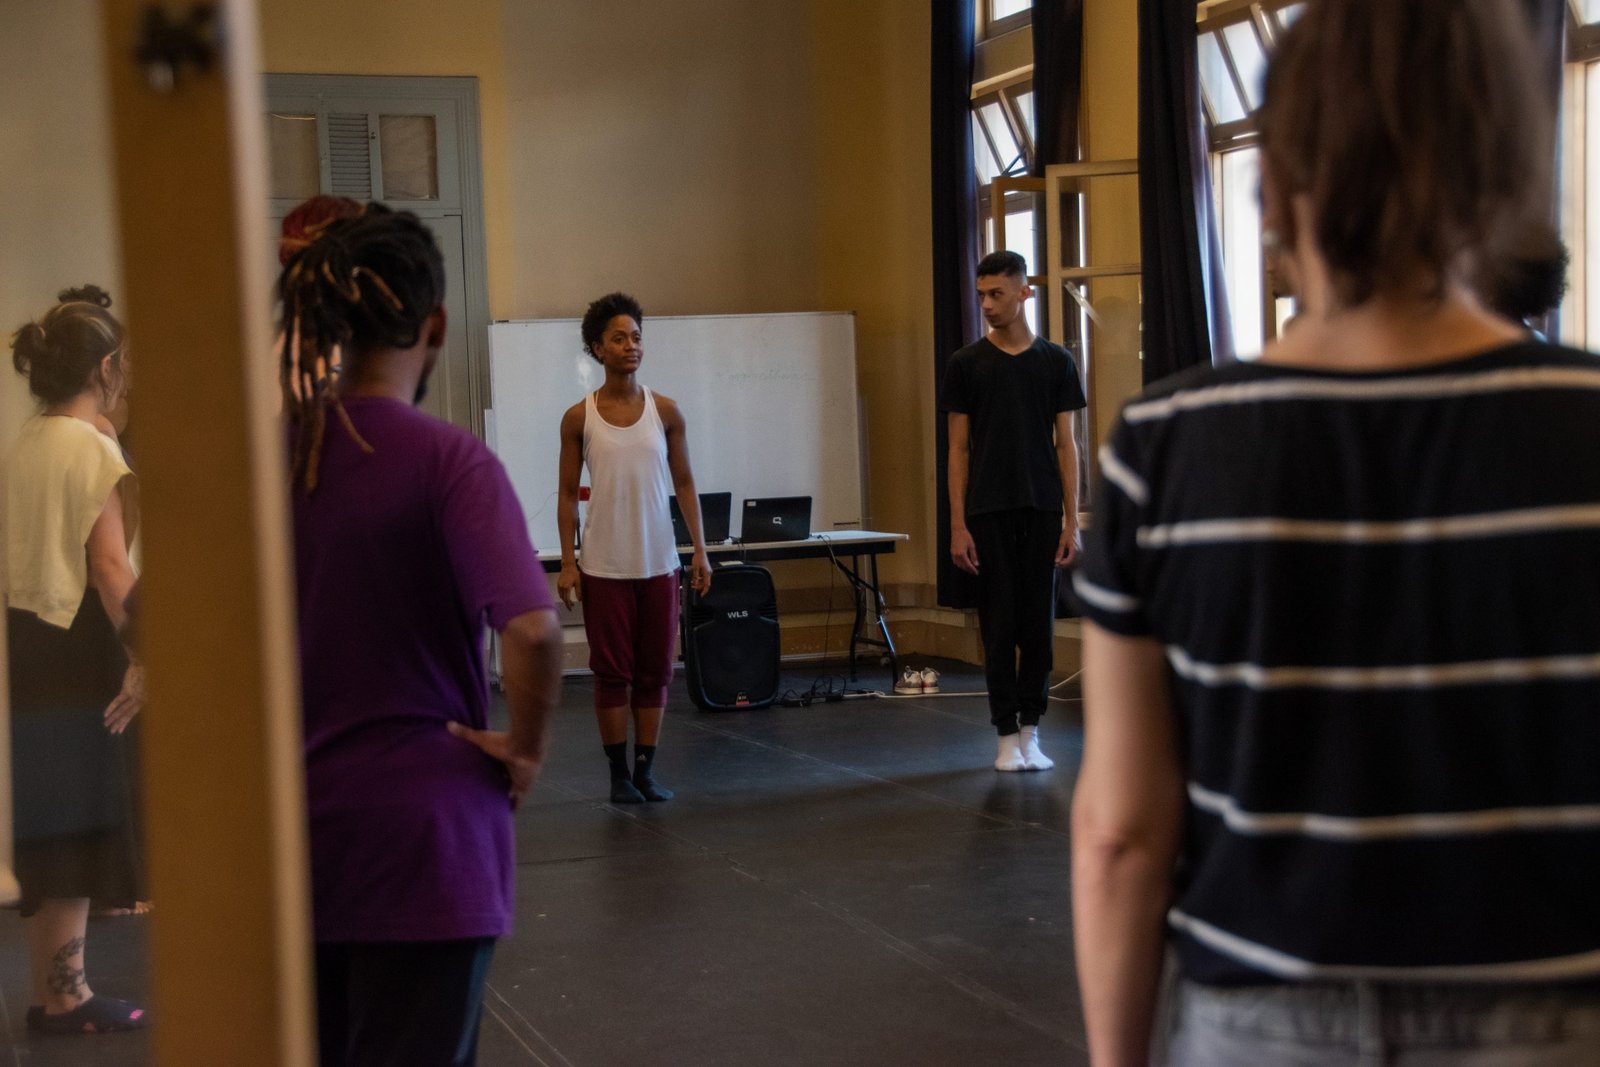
left=669, top=492, right=732, bottom=546
left=738, top=496, right=812, bottom=544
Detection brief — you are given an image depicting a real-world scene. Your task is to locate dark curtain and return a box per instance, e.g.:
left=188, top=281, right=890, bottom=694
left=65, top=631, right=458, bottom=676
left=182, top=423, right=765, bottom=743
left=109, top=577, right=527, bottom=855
left=1033, top=0, right=1087, bottom=620
left=932, top=0, right=982, bottom=609
left=1138, top=0, right=1234, bottom=385
left=1032, top=0, right=1085, bottom=170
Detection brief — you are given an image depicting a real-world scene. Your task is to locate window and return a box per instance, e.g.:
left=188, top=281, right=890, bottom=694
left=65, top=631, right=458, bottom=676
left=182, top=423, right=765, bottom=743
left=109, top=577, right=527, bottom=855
left=266, top=112, right=320, bottom=200
left=972, top=3, right=1041, bottom=331
left=1215, top=146, right=1265, bottom=358
left=979, top=0, right=1032, bottom=42
left=1565, top=2, right=1600, bottom=348
left=1196, top=0, right=1303, bottom=357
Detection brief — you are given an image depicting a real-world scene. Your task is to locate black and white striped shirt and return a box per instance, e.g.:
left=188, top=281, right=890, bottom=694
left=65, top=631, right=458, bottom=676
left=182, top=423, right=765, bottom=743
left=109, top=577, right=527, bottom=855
left=1077, top=342, right=1600, bottom=985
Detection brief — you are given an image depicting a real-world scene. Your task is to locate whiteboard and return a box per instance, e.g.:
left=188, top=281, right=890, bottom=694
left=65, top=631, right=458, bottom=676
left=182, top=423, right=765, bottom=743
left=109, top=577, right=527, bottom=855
left=487, top=312, right=864, bottom=555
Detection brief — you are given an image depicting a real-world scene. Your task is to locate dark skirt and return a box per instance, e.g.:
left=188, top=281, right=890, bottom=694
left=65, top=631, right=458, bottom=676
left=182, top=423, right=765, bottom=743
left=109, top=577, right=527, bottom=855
left=8, top=589, right=142, bottom=915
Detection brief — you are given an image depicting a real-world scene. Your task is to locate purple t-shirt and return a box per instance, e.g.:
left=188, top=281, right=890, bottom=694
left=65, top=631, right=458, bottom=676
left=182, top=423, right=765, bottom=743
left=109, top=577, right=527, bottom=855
left=292, top=396, right=553, bottom=943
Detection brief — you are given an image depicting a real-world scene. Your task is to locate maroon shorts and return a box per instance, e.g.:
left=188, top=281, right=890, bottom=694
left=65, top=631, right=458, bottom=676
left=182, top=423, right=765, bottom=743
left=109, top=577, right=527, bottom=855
left=581, top=571, right=679, bottom=709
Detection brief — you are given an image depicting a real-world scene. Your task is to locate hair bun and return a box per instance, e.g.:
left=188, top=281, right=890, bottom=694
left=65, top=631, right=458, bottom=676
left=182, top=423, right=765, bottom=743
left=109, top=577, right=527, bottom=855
left=11, top=321, right=49, bottom=378
left=57, top=284, right=112, bottom=308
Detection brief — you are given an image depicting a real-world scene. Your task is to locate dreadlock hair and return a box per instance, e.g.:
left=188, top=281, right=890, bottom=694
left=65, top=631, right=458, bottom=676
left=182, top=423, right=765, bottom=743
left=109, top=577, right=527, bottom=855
left=10, top=284, right=126, bottom=406
left=278, top=195, right=365, bottom=265
left=580, top=292, right=643, bottom=362
left=276, top=203, right=446, bottom=494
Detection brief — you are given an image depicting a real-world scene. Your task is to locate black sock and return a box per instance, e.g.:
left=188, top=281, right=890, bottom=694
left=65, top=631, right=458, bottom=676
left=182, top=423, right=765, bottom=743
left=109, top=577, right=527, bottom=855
left=633, top=744, right=674, bottom=802
left=604, top=741, right=630, bottom=780
left=605, top=742, right=644, bottom=802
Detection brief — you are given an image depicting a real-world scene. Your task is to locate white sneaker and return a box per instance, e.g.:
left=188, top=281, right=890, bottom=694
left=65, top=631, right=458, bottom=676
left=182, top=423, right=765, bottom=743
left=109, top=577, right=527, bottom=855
left=1020, top=725, right=1054, bottom=771
left=894, top=667, right=924, bottom=694
left=918, top=667, right=941, bottom=693
left=995, top=733, right=1025, bottom=771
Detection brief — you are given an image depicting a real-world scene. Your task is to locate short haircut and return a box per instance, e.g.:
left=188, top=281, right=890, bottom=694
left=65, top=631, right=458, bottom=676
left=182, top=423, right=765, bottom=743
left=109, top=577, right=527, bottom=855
left=581, top=292, right=644, bottom=362
left=1259, top=0, right=1551, bottom=307
left=976, top=250, right=1028, bottom=281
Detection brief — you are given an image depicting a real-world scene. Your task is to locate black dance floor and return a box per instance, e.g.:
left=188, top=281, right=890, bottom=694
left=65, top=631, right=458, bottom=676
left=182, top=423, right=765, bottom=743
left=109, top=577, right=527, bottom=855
left=0, top=658, right=1090, bottom=1066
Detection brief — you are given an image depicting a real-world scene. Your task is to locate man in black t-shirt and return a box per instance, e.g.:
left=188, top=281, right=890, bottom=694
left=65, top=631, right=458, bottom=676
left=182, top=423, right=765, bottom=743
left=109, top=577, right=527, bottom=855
left=941, top=251, right=1087, bottom=771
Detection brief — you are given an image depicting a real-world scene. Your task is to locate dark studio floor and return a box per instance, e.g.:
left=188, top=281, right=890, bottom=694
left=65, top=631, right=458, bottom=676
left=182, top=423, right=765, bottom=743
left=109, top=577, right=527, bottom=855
left=0, top=657, right=1091, bottom=1066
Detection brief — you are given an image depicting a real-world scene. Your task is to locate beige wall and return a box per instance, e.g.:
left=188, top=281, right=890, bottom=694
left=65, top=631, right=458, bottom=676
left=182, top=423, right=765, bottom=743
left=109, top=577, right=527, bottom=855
left=499, top=1, right=823, bottom=320
left=0, top=0, right=124, bottom=449
left=810, top=0, right=936, bottom=591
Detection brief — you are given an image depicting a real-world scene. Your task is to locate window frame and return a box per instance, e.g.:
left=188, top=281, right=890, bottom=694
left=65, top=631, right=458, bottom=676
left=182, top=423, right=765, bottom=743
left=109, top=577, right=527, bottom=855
left=978, top=0, right=1032, bottom=43
left=1196, top=0, right=1302, bottom=151
left=1574, top=0, right=1600, bottom=62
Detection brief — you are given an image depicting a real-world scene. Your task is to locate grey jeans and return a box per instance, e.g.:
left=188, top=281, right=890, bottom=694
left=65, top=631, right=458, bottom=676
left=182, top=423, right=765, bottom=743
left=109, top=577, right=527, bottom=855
left=1165, top=978, right=1600, bottom=1066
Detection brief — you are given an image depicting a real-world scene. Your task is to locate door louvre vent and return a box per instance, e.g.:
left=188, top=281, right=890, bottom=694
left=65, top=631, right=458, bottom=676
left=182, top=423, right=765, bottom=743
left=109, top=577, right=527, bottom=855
left=327, top=113, right=372, bottom=199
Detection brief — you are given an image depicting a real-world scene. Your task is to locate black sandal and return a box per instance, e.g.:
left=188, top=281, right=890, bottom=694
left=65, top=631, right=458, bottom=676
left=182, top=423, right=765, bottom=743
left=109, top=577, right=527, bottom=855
left=26, top=995, right=148, bottom=1035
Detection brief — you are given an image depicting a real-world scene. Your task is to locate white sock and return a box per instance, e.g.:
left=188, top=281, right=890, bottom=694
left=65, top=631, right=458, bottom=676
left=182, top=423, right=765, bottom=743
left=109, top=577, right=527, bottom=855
left=1020, top=725, right=1054, bottom=770
left=995, top=733, right=1025, bottom=771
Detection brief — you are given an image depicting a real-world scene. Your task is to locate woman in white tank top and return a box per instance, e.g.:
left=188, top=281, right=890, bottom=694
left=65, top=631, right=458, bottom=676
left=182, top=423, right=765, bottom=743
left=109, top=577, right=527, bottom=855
left=557, top=293, right=712, bottom=804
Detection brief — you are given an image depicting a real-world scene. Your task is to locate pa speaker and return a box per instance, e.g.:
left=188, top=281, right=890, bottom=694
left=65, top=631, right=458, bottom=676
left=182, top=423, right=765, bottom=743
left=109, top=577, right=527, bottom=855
left=682, top=564, right=779, bottom=710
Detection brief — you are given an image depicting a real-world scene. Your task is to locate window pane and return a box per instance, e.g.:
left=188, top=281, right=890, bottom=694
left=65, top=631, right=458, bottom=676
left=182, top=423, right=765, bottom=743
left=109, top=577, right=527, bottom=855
left=1004, top=207, right=1036, bottom=268
left=1218, top=148, right=1264, bottom=359
left=972, top=112, right=1002, bottom=184
left=1198, top=33, right=1246, bottom=124
left=1004, top=207, right=1039, bottom=333
left=980, top=101, right=1024, bottom=174
left=267, top=112, right=319, bottom=200
left=1221, top=22, right=1267, bottom=110
left=1583, top=0, right=1600, bottom=25
left=1013, top=89, right=1036, bottom=147
left=379, top=115, right=438, bottom=201
left=1277, top=3, right=1306, bottom=28
left=992, top=0, right=1032, bottom=20
left=1275, top=295, right=1298, bottom=337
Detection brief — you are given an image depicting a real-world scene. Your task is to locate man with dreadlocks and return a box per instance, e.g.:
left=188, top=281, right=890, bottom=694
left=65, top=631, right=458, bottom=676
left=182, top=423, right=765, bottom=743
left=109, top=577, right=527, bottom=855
left=278, top=204, right=561, bottom=1067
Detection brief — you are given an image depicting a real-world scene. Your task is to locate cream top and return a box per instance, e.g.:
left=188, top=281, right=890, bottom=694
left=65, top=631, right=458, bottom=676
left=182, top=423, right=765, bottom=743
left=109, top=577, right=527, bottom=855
left=5, top=415, right=135, bottom=628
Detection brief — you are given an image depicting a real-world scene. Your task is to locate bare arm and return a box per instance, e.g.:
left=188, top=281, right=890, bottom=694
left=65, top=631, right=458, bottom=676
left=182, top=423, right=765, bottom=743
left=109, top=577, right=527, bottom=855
left=947, top=412, right=978, bottom=574
left=658, top=395, right=711, bottom=595
left=87, top=481, right=141, bottom=731
left=1055, top=410, right=1081, bottom=566
left=1072, top=623, right=1185, bottom=1067
left=87, top=481, right=136, bottom=632
left=451, top=607, right=562, bottom=808
left=556, top=403, right=585, bottom=609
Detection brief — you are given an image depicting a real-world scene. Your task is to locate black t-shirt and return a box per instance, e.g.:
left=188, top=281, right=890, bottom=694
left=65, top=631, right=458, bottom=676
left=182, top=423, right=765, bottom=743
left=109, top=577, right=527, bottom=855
left=940, top=336, right=1087, bottom=517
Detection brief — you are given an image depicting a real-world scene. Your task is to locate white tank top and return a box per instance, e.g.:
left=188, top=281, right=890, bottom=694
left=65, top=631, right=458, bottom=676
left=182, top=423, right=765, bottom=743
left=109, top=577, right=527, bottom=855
left=579, top=387, right=680, bottom=579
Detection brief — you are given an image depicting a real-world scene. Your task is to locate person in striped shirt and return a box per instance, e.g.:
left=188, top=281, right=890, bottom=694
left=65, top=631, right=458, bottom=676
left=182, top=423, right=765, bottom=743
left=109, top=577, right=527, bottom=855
left=1071, top=2, right=1600, bottom=1064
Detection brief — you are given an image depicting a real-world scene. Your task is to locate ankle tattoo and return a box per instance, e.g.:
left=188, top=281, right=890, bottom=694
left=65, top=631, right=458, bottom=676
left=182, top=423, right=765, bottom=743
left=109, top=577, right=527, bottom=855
left=46, top=936, right=87, bottom=999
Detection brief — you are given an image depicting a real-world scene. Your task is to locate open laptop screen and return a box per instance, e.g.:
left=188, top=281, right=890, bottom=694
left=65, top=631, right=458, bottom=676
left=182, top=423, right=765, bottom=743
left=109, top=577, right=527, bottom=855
left=669, top=492, right=732, bottom=546
left=739, top=496, right=812, bottom=543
